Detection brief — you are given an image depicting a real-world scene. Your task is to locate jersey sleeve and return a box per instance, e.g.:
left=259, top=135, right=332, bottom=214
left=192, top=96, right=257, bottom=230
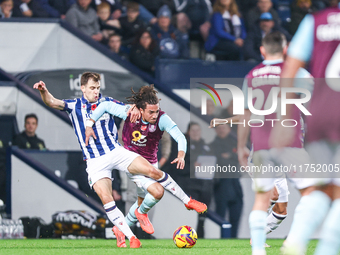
left=91, top=101, right=131, bottom=121
left=294, top=68, right=314, bottom=94
left=158, top=114, right=176, bottom=131
left=159, top=114, right=187, bottom=153
left=62, top=99, right=77, bottom=114
left=287, top=14, right=314, bottom=62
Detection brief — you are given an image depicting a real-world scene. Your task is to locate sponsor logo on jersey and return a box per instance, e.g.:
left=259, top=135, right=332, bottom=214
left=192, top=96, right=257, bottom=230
left=131, top=131, right=147, bottom=146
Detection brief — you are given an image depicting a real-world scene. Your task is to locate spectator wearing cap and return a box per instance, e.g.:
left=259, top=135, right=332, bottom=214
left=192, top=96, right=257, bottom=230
left=0, top=0, right=13, bottom=18
left=244, top=12, right=291, bottom=62
left=245, top=0, right=280, bottom=31
left=151, top=4, right=189, bottom=59
left=204, top=0, right=246, bottom=61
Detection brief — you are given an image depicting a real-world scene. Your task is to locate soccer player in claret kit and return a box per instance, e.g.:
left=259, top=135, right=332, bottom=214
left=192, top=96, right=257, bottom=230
left=270, top=3, right=340, bottom=254
left=211, top=117, right=291, bottom=248
left=85, top=84, right=208, bottom=247
left=33, top=73, right=206, bottom=249
left=228, top=31, right=317, bottom=255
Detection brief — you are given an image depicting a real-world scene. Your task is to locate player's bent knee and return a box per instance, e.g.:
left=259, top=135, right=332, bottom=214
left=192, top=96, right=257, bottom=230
left=153, top=185, right=164, bottom=200
left=147, top=182, right=164, bottom=200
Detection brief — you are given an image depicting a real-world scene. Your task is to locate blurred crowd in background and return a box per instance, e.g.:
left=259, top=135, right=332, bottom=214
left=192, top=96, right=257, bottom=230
left=0, top=0, right=333, bottom=74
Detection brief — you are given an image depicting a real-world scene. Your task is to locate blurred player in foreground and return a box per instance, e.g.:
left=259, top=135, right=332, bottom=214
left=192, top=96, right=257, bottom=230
left=85, top=84, right=207, bottom=246
left=270, top=3, right=340, bottom=254
left=211, top=116, right=289, bottom=248
left=213, top=31, right=316, bottom=255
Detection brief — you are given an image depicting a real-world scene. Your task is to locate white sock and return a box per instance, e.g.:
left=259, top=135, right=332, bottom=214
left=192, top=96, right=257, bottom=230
left=104, top=201, right=135, bottom=240
left=125, top=201, right=138, bottom=227
left=138, top=193, right=159, bottom=214
left=285, top=190, right=331, bottom=252
left=157, top=172, right=190, bottom=204
left=249, top=210, right=267, bottom=253
left=266, top=211, right=287, bottom=234
left=314, top=199, right=340, bottom=255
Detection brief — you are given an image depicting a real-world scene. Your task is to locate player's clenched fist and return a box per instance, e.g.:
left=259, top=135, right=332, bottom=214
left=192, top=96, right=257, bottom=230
left=33, top=81, right=47, bottom=91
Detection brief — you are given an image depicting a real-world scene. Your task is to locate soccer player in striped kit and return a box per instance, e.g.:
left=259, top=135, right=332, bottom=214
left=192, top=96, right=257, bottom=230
left=86, top=84, right=208, bottom=246
left=271, top=3, right=340, bottom=254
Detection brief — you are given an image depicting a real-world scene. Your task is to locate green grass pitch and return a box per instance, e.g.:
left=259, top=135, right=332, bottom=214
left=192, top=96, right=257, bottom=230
left=0, top=239, right=318, bottom=254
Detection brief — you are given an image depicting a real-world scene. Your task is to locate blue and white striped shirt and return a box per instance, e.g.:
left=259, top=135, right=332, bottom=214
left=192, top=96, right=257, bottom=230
left=62, top=94, right=130, bottom=160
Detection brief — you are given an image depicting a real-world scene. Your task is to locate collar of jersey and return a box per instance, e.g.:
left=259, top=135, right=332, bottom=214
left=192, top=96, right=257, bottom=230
left=141, top=119, right=149, bottom=125
left=81, top=93, right=102, bottom=104
left=262, top=59, right=284, bottom=65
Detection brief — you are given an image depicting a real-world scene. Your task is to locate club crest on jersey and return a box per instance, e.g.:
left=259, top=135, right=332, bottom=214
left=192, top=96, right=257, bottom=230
left=149, top=124, right=156, bottom=132
left=141, top=125, right=147, bottom=131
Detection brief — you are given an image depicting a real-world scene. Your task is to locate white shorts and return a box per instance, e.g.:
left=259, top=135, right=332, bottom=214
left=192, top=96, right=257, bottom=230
left=306, top=140, right=340, bottom=187
left=86, top=146, right=139, bottom=187
left=252, top=147, right=319, bottom=192
left=126, top=162, right=159, bottom=198
left=274, top=178, right=289, bottom=203
left=248, top=161, right=290, bottom=202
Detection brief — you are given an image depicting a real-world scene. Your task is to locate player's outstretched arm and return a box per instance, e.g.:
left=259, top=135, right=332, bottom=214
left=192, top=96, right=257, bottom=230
left=159, top=114, right=187, bottom=169
left=91, top=101, right=140, bottom=123
left=209, top=115, right=241, bottom=128
left=33, top=81, right=65, bottom=110
left=159, top=131, right=171, bottom=168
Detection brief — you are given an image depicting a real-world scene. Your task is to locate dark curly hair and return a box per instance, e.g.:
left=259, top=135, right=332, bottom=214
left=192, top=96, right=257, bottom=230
left=133, top=29, right=158, bottom=52
left=126, top=84, right=160, bottom=110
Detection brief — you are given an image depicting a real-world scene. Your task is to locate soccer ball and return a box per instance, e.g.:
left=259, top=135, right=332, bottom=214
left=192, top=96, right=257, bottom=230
left=173, top=225, right=197, bottom=248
